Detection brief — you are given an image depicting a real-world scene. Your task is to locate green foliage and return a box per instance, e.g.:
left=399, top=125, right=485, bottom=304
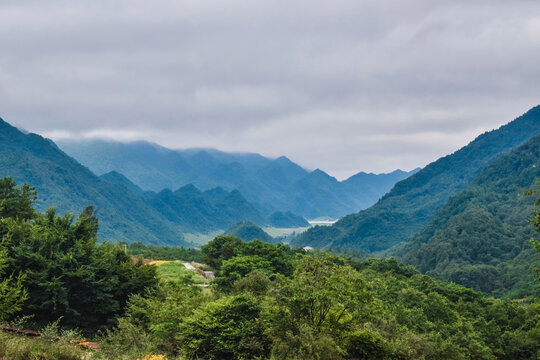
left=216, top=255, right=273, bottom=292
left=0, top=332, right=84, bottom=360
left=394, top=134, right=540, bottom=298
left=202, top=235, right=297, bottom=273
left=224, top=221, right=275, bottom=244
left=294, top=106, right=540, bottom=252
left=178, top=294, right=270, bottom=360
left=121, top=275, right=207, bottom=355
left=3, top=207, right=158, bottom=329
left=79, top=240, right=540, bottom=360
left=201, top=235, right=245, bottom=270
left=127, top=242, right=204, bottom=262
left=344, top=330, right=394, bottom=360
left=265, top=254, right=376, bottom=358
left=0, top=178, right=159, bottom=330
left=209, top=238, right=295, bottom=292
left=98, top=317, right=154, bottom=360
left=0, top=245, right=26, bottom=322
left=0, top=177, right=36, bottom=221
left=58, top=139, right=414, bottom=220
left=0, top=119, right=189, bottom=246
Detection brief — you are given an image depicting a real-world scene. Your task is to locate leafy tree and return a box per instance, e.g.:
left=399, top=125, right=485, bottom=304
left=0, top=177, right=36, bottom=221
left=0, top=178, right=158, bottom=330
left=0, top=242, right=26, bottom=321
left=215, top=255, right=272, bottom=292
left=178, top=294, right=270, bottom=360
left=201, top=235, right=244, bottom=270
left=266, top=254, right=377, bottom=359
left=124, top=277, right=205, bottom=355
left=527, top=178, right=540, bottom=280
left=127, top=242, right=203, bottom=262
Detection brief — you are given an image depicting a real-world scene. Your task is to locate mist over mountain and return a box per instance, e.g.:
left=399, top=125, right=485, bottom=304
left=57, top=139, right=416, bottom=219
left=0, top=117, right=290, bottom=244
left=0, top=118, right=188, bottom=246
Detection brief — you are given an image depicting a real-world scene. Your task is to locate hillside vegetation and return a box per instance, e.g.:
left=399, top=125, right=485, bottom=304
left=0, top=119, right=187, bottom=246
left=293, top=106, right=540, bottom=252
left=0, top=178, right=539, bottom=359
left=224, top=221, right=276, bottom=243
left=392, top=133, right=540, bottom=298
left=58, top=139, right=416, bottom=219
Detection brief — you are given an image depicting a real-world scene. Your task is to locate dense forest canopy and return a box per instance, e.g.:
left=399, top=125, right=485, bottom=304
left=392, top=133, right=540, bottom=298
left=293, top=106, right=540, bottom=253
left=0, top=177, right=539, bottom=359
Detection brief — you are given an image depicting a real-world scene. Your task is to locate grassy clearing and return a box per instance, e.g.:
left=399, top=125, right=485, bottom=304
left=156, top=262, right=209, bottom=284
left=0, top=332, right=84, bottom=360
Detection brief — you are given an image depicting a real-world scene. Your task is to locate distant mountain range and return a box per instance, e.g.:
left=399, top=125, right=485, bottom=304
left=0, top=119, right=186, bottom=246
left=0, top=118, right=303, bottom=244
left=292, top=106, right=540, bottom=253
left=0, top=116, right=414, bottom=245
left=57, top=139, right=417, bottom=219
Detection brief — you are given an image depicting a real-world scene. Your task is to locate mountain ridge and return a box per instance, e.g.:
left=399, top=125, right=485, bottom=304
left=58, top=139, right=416, bottom=219
left=292, top=105, right=540, bottom=252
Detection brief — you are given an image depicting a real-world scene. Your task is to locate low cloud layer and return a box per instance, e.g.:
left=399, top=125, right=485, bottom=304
left=1, top=0, right=539, bottom=178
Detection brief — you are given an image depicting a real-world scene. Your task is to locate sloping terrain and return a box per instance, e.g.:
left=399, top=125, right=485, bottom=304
left=392, top=133, right=540, bottom=297
left=58, top=140, right=415, bottom=218
left=0, top=118, right=187, bottom=245
left=293, top=106, right=540, bottom=252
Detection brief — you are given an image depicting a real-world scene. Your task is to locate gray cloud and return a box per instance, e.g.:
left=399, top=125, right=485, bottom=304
left=0, top=0, right=539, bottom=179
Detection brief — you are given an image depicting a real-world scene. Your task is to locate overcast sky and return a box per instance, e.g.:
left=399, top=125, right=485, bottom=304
left=1, top=0, right=539, bottom=179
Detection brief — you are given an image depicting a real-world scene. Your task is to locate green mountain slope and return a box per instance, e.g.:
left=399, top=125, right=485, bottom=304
left=57, top=140, right=415, bottom=219
left=392, top=133, right=540, bottom=298
left=146, top=185, right=266, bottom=233
left=0, top=118, right=187, bottom=245
left=100, top=170, right=145, bottom=196
left=224, top=221, right=275, bottom=243
left=268, top=211, right=309, bottom=227
left=292, top=106, right=540, bottom=252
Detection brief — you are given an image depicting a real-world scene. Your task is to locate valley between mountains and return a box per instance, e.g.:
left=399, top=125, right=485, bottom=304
left=0, top=107, right=539, bottom=359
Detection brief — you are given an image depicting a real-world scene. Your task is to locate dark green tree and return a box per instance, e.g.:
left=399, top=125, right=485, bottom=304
left=201, top=235, right=244, bottom=270
left=179, top=294, right=270, bottom=360
left=0, top=177, right=36, bottom=221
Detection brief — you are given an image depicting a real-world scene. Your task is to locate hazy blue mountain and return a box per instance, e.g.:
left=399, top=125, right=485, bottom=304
left=57, top=140, right=415, bottom=219
left=56, top=140, right=271, bottom=191
left=0, top=118, right=188, bottom=246
left=343, top=169, right=421, bottom=204
left=391, top=133, right=540, bottom=298
left=268, top=211, right=309, bottom=228
left=292, top=106, right=540, bottom=252
left=100, top=170, right=145, bottom=196
left=224, top=221, right=275, bottom=244
left=144, top=185, right=263, bottom=233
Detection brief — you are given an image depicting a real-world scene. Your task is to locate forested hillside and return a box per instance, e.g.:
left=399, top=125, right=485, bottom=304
left=293, top=106, right=540, bottom=252
left=392, top=133, right=540, bottom=298
left=0, top=179, right=539, bottom=359
left=146, top=185, right=267, bottom=232
left=0, top=118, right=275, bottom=244
left=58, top=140, right=416, bottom=218
left=0, top=119, right=188, bottom=246
left=224, top=221, right=275, bottom=243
